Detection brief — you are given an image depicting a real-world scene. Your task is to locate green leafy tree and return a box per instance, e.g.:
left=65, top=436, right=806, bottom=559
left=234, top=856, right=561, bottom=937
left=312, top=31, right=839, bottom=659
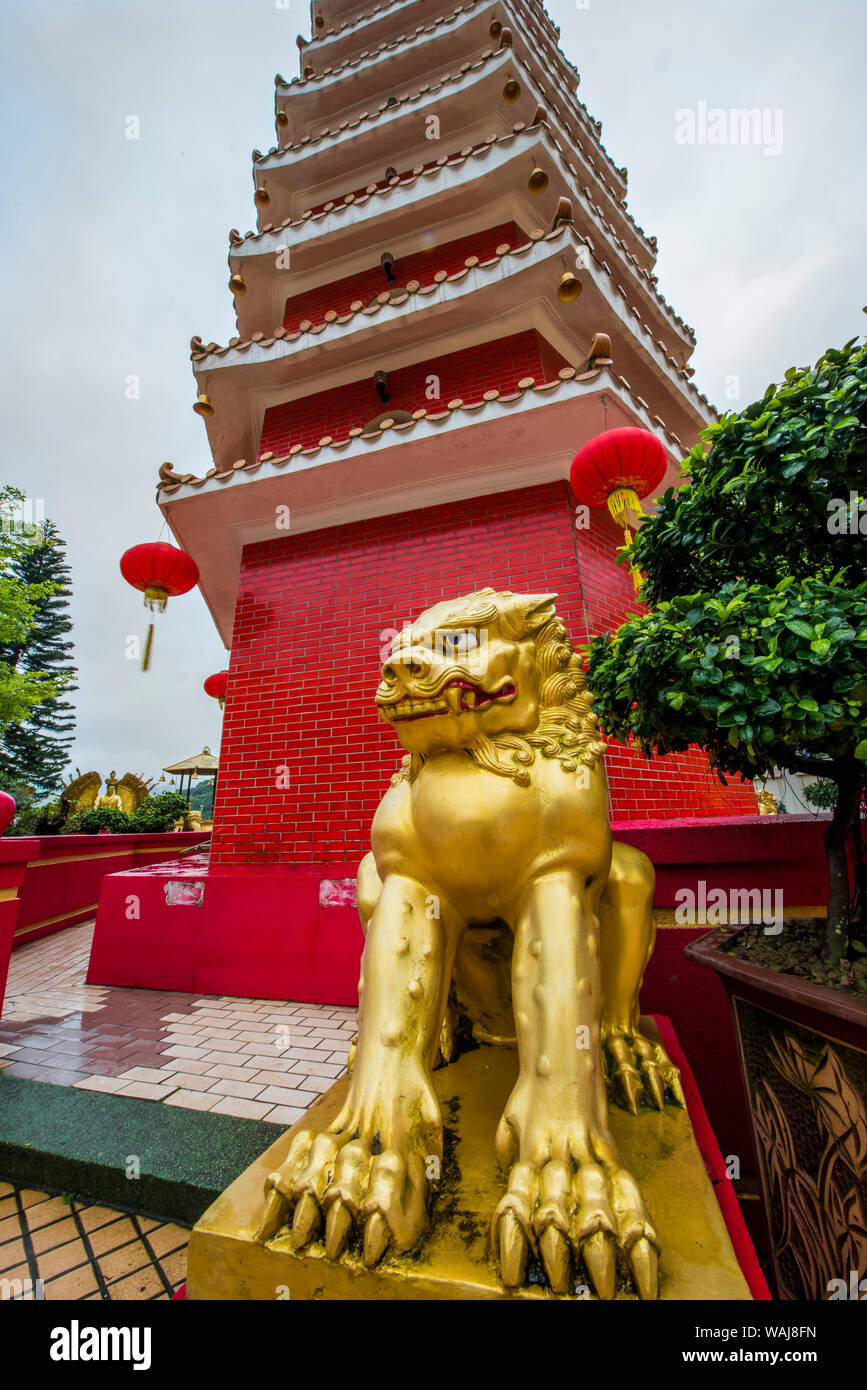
left=79, top=807, right=130, bottom=834
left=60, top=810, right=88, bottom=837
left=0, top=770, right=39, bottom=836
left=8, top=798, right=66, bottom=836
left=189, top=780, right=215, bottom=818
left=803, top=779, right=839, bottom=811
left=0, top=488, right=65, bottom=736
left=127, top=791, right=189, bottom=832
left=0, top=518, right=77, bottom=796
left=587, top=338, right=867, bottom=965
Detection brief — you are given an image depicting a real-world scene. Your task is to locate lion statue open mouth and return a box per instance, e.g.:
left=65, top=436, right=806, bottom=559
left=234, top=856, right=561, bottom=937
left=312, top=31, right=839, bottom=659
left=256, top=588, right=683, bottom=1298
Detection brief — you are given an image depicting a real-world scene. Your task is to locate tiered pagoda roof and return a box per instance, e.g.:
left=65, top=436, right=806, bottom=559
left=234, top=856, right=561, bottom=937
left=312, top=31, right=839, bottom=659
left=159, top=0, right=714, bottom=642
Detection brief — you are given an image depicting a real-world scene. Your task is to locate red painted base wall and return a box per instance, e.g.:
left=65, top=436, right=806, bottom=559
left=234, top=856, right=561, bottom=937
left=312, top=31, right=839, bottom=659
left=0, top=833, right=208, bottom=1018
left=212, top=480, right=755, bottom=869
left=0, top=841, right=29, bottom=1018
left=87, top=858, right=363, bottom=1006
left=11, top=833, right=211, bottom=947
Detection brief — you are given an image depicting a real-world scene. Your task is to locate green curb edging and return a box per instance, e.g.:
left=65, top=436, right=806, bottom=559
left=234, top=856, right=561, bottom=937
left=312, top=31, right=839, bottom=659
left=0, top=1074, right=281, bottom=1227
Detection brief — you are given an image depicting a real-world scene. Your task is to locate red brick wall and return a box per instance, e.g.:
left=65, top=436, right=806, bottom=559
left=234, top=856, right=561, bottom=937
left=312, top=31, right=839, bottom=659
left=283, top=221, right=525, bottom=332
left=211, top=482, right=757, bottom=868
left=258, top=328, right=568, bottom=457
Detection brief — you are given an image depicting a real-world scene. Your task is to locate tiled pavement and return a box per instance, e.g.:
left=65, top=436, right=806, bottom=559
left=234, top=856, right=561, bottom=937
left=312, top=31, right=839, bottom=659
left=0, top=1182, right=188, bottom=1300
left=0, top=922, right=354, bottom=1125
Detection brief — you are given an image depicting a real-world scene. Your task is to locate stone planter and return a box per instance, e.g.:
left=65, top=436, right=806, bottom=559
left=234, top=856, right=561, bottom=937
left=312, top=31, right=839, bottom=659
left=684, top=925, right=867, bottom=1300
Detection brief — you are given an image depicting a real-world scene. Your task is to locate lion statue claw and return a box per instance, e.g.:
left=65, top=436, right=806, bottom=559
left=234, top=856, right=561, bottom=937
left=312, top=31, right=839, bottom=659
left=256, top=589, right=683, bottom=1297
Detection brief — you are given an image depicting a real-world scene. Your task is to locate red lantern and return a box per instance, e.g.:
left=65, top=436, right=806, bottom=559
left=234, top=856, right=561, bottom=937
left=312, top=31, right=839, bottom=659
left=570, top=427, right=667, bottom=589
left=120, top=542, right=199, bottom=611
left=0, top=790, right=16, bottom=836
left=120, top=542, right=199, bottom=671
left=204, top=670, right=229, bottom=710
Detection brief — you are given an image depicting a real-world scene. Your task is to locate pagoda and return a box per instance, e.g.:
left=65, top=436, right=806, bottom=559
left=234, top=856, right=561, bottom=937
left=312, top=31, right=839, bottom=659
left=104, top=0, right=758, bottom=1002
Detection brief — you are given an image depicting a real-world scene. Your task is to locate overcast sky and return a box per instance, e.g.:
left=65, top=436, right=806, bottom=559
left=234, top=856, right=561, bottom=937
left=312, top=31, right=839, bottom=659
left=1, top=0, right=864, bottom=792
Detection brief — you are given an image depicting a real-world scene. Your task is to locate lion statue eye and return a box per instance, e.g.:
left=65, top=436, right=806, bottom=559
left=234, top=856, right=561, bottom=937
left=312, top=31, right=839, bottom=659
left=407, top=662, right=422, bottom=676
left=383, top=665, right=396, bottom=681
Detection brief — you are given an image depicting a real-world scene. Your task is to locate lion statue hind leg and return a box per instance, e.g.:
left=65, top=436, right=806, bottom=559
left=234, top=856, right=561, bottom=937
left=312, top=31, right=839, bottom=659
left=599, top=842, right=684, bottom=1113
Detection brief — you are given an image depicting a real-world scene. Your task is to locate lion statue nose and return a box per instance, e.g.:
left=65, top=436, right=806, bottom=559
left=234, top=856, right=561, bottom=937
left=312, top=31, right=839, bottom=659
left=382, top=648, right=433, bottom=688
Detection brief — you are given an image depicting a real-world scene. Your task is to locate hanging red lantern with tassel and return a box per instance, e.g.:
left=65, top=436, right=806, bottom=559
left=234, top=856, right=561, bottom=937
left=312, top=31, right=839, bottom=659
left=570, top=427, right=667, bottom=590
left=203, top=670, right=229, bottom=709
left=120, top=542, right=199, bottom=670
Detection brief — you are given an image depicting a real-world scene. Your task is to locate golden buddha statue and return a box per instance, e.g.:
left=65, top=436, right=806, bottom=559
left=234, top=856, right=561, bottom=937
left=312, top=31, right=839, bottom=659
left=94, top=772, right=124, bottom=812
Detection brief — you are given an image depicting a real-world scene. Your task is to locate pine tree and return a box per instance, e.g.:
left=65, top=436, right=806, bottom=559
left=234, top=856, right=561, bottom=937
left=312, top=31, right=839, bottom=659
left=0, top=519, right=77, bottom=796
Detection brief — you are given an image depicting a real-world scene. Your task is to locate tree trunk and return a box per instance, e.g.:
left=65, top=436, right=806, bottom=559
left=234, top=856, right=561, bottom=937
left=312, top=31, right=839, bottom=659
left=848, top=786, right=867, bottom=935
left=824, top=761, right=863, bottom=965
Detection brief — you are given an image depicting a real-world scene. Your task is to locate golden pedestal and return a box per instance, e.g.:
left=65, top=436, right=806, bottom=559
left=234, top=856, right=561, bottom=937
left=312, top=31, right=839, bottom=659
left=187, top=1023, right=752, bottom=1301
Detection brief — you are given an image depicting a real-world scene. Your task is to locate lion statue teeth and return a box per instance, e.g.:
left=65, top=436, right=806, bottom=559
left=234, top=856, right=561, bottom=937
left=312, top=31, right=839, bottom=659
left=256, top=588, right=683, bottom=1298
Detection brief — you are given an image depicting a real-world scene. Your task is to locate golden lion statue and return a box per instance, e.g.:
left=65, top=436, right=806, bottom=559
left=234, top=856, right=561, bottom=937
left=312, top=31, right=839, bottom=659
left=257, top=589, right=683, bottom=1298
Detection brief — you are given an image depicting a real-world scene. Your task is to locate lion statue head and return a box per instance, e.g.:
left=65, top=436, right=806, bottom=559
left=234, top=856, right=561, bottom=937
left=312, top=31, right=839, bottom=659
left=376, top=587, right=605, bottom=786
